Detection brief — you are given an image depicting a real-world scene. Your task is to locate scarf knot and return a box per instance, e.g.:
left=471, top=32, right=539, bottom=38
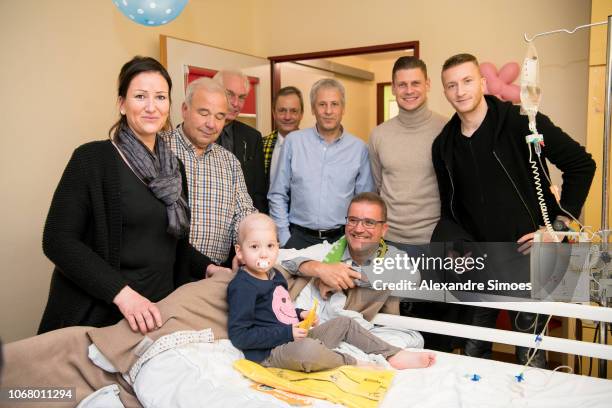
left=115, top=124, right=190, bottom=238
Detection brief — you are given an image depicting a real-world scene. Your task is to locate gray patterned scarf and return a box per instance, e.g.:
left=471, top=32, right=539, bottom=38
left=115, top=124, right=190, bottom=238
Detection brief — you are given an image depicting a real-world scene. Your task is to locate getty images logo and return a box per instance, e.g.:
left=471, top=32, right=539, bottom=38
left=372, top=253, right=487, bottom=274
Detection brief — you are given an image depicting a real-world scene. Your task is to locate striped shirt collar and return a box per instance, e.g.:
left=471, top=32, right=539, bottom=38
left=162, top=126, right=256, bottom=264
left=176, top=124, right=215, bottom=156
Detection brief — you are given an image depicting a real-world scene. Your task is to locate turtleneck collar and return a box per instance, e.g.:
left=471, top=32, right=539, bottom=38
left=397, top=101, right=432, bottom=128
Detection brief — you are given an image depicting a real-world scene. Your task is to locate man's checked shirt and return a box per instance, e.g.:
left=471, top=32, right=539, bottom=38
left=161, top=125, right=256, bottom=264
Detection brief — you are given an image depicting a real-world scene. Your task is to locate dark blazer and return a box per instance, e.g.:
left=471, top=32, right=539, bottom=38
left=262, top=129, right=278, bottom=182
left=224, top=121, right=268, bottom=213
left=38, top=140, right=213, bottom=333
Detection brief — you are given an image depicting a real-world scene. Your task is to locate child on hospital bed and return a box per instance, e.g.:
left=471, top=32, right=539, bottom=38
left=227, top=213, right=436, bottom=372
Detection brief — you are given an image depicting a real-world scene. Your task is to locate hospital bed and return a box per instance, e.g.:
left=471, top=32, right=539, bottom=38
left=135, top=244, right=610, bottom=408
left=128, top=300, right=612, bottom=408
left=2, top=263, right=610, bottom=408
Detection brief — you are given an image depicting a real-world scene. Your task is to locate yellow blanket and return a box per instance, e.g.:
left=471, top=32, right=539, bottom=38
left=234, top=359, right=394, bottom=408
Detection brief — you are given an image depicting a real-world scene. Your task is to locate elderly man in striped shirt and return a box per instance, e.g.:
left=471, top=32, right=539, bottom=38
left=161, top=77, right=256, bottom=266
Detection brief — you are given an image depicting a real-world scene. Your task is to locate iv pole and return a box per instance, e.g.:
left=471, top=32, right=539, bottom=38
left=525, top=15, right=611, bottom=378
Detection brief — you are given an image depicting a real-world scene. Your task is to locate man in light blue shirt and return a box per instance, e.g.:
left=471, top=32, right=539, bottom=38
left=268, top=78, right=374, bottom=249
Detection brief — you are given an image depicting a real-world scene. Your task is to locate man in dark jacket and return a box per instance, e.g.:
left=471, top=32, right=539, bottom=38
left=214, top=70, right=268, bottom=213
left=432, top=53, right=595, bottom=366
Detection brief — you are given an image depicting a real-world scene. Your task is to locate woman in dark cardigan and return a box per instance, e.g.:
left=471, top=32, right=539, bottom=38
left=39, top=57, right=229, bottom=335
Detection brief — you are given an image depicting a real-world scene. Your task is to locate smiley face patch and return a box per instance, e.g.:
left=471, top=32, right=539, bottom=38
left=271, top=285, right=298, bottom=324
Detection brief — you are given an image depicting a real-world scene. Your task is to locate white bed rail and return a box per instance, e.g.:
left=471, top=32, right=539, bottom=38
left=456, top=301, right=612, bottom=322
left=372, top=307, right=612, bottom=361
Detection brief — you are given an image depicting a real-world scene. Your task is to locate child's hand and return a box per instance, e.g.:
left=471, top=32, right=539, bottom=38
left=292, top=324, right=308, bottom=340
left=299, top=310, right=319, bottom=327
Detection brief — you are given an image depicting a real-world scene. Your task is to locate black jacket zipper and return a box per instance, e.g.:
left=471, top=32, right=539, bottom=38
left=444, top=152, right=538, bottom=231
left=445, top=164, right=458, bottom=222
left=493, top=150, right=538, bottom=230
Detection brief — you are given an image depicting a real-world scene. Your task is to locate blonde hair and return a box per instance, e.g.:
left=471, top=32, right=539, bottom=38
left=237, top=213, right=277, bottom=245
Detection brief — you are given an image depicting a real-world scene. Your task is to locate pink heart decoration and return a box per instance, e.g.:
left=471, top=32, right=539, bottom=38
left=479, top=62, right=521, bottom=103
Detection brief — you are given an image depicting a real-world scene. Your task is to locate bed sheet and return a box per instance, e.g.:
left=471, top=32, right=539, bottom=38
left=383, top=351, right=612, bottom=408
left=133, top=340, right=612, bottom=408
left=133, top=340, right=340, bottom=408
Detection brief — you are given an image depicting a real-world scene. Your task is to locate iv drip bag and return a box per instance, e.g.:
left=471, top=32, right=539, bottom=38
left=520, top=43, right=541, bottom=134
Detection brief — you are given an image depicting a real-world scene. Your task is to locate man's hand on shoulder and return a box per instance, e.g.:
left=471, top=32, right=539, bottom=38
left=206, top=264, right=233, bottom=278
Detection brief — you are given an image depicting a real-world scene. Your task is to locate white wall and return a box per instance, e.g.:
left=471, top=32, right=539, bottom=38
left=254, top=0, right=590, bottom=146
left=0, top=0, right=257, bottom=341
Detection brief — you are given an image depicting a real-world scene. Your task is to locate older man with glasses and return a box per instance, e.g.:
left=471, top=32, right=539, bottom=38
left=213, top=70, right=268, bottom=213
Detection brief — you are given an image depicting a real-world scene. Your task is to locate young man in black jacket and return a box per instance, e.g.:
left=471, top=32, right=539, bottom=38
left=432, top=53, right=595, bottom=367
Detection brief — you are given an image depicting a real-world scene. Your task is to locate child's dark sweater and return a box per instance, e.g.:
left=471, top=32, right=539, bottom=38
left=227, top=268, right=304, bottom=362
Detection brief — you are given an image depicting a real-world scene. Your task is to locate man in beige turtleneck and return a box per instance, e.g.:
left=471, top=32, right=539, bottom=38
left=369, top=57, right=455, bottom=352
left=369, top=56, right=447, bottom=246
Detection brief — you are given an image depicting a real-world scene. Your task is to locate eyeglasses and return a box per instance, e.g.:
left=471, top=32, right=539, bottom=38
left=345, top=216, right=385, bottom=229
left=226, top=90, right=248, bottom=102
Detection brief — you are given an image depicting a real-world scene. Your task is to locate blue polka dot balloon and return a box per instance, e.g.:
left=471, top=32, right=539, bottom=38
left=113, top=0, right=188, bottom=26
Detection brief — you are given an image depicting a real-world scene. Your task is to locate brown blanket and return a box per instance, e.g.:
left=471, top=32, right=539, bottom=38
left=1, top=267, right=398, bottom=408
left=1, top=326, right=141, bottom=408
